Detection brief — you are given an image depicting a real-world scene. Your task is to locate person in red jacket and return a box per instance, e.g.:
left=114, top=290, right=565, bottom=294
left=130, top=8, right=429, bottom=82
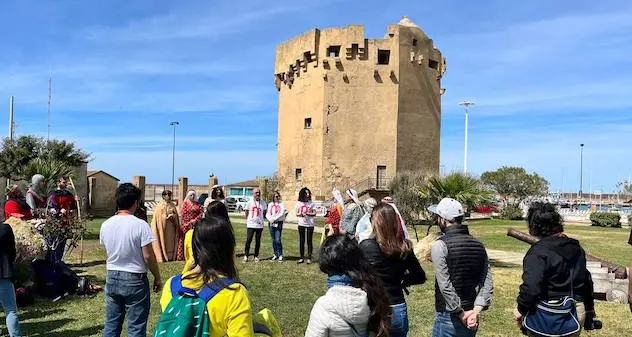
left=4, top=185, right=33, bottom=220
left=46, top=177, right=78, bottom=215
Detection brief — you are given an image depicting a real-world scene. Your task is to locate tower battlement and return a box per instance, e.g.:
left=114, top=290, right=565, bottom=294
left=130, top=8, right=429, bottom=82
left=274, top=19, right=446, bottom=90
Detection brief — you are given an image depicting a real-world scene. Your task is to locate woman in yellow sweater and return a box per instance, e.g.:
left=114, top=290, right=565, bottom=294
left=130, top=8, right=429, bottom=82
left=160, top=216, right=254, bottom=337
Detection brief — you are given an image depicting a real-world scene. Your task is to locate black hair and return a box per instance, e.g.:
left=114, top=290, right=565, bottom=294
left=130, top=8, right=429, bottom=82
left=162, top=190, right=172, bottom=196
left=527, top=202, right=564, bottom=237
left=204, top=200, right=230, bottom=223
left=191, top=217, right=238, bottom=282
left=320, top=234, right=391, bottom=337
left=211, top=187, right=225, bottom=200
left=116, top=183, right=141, bottom=210
left=298, top=187, right=311, bottom=202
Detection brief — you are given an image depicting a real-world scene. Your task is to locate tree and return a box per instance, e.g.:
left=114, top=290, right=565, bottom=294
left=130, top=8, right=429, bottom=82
left=617, top=180, right=632, bottom=196
left=0, top=135, right=90, bottom=183
left=481, top=166, right=548, bottom=204
left=259, top=172, right=283, bottom=202
left=390, top=171, right=493, bottom=225
left=419, top=172, right=494, bottom=212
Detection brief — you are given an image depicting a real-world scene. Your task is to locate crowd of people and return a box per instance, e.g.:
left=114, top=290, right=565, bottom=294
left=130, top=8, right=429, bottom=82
left=0, top=178, right=604, bottom=337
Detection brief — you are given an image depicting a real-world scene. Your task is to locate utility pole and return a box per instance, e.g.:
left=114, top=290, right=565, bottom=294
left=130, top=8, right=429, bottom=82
left=459, top=100, right=474, bottom=174
left=9, top=96, right=15, bottom=141
left=170, top=121, right=180, bottom=195
left=579, top=144, right=584, bottom=201
left=47, top=75, right=52, bottom=141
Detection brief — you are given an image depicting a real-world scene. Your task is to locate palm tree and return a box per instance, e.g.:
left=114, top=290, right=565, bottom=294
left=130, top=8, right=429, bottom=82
left=419, top=172, right=493, bottom=212
left=19, top=158, right=74, bottom=191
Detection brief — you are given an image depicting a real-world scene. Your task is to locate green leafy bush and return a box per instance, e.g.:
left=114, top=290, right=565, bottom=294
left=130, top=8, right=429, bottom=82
left=589, top=212, right=621, bottom=228
left=500, top=203, right=523, bottom=220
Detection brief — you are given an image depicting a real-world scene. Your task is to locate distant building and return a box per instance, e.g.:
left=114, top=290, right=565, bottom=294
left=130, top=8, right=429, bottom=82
left=225, top=179, right=260, bottom=198
left=87, top=169, right=119, bottom=217
left=274, top=17, right=446, bottom=215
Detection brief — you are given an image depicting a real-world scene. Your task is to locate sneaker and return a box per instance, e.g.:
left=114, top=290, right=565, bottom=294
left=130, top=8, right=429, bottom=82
left=306, top=259, right=312, bottom=265
left=297, top=259, right=305, bottom=264
left=271, top=255, right=278, bottom=261
left=278, top=256, right=284, bottom=262
left=254, top=257, right=260, bottom=263
left=243, top=256, right=248, bottom=263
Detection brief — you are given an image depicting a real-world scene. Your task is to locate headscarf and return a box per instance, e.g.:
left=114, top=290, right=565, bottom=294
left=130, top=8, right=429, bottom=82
left=382, top=196, right=410, bottom=240
left=332, top=188, right=344, bottom=206
left=7, top=184, right=23, bottom=199
left=363, top=198, right=377, bottom=213
left=185, top=190, right=196, bottom=203
left=346, top=189, right=361, bottom=206
left=31, top=174, right=45, bottom=189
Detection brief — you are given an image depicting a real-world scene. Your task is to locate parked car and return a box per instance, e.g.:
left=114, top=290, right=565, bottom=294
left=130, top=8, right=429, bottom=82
left=225, top=197, right=238, bottom=212
left=236, top=197, right=251, bottom=212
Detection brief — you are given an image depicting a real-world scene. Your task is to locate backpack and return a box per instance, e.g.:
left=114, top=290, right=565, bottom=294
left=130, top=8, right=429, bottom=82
left=153, top=275, right=236, bottom=337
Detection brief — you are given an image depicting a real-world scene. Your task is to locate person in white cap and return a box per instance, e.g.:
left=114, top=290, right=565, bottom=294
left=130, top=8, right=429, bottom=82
left=340, top=189, right=365, bottom=235
left=428, top=198, right=493, bottom=337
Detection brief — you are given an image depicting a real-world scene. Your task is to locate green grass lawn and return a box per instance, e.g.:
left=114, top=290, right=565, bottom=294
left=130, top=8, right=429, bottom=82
left=4, top=218, right=632, bottom=336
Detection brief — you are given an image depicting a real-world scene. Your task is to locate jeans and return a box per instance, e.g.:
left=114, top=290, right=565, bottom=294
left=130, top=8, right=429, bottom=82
left=431, top=312, right=477, bottom=337
left=298, top=226, right=314, bottom=259
left=269, top=222, right=283, bottom=257
left=0, top=279, right=21, bottom=337
left=390, top=302, right=409, bottom=337
left=103, top=270, right=150, bottom=337
left=245, top=228, right=263, bottom=257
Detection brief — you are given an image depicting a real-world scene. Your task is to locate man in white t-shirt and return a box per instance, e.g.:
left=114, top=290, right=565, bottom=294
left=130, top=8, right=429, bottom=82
left=100, top=183, right=162, bottom=337
left=243, top=188, right=267, bottom=263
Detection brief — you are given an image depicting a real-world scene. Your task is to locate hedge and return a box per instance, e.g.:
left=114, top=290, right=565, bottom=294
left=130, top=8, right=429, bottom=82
left=501, top=204, right=523, bottom=220
left=589, top=212, right=621, bottom=228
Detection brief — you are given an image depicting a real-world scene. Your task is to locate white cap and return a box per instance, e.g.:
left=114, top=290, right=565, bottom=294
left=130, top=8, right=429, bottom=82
left=427, top=198, right=465, bottom=221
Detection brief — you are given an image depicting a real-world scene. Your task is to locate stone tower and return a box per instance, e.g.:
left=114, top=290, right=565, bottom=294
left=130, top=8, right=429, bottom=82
left=274, top=17, right=446, bottom=211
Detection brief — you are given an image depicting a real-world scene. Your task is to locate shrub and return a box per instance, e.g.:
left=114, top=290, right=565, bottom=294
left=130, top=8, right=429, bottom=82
left=589, top=212, right=621, bottom=228
left=500, top=203, right=523, bottom=220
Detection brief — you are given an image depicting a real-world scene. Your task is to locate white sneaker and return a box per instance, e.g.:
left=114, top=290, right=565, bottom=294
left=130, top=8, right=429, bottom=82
left=271, top=255, right=278, bottom=261
left=254, top=257, right=260, bottom=263
left=297, top=259, right=305, bottom=264
left=243, top=256, right=248, bottom=263
left=278, top=256, right=284, bottom=262
left=306, top=259, right=312, bottom=265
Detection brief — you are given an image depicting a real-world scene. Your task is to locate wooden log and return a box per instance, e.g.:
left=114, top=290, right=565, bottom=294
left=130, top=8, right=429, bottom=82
left=507, top=228, right=628, bottom=279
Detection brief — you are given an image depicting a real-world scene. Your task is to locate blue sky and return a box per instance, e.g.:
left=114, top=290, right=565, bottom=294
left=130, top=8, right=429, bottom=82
left=1, top=0, right=631, bottom=193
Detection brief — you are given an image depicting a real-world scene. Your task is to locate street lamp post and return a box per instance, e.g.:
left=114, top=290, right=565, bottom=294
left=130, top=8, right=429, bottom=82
left=579, top=144, right=584, bottom=201
left=459, top=100, right=474, bottom=173
left=170, top=121, right=180, bottom=195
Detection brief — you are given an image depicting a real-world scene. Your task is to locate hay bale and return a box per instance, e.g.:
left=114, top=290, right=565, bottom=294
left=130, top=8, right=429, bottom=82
left=414, top=232, right=440, bottom=262
left=5, top=217, right=47, bottom=263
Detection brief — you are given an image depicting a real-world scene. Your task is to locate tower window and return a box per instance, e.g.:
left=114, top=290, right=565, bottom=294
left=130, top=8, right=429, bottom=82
left=378, top=49, right=390, bottom=65
left=295, top=168, right=302, bottom=181
left=304, top=118, right=312, bottom=129
left=412, top=39, right=418, bottom=46
left=327, top=45, right=341, bottom=57
left=429, top=59, right=439, bottom=70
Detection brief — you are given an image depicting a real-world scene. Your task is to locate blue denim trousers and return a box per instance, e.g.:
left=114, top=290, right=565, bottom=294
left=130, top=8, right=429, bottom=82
left=269, top=222, right=283, bottom=257
left=103, top=270, right=150, bottom=337
left=431, top=312, right=478, bottom=337
left=390, top=302, right=409, bottom=337
left=0, top=279, right=22, bottom=337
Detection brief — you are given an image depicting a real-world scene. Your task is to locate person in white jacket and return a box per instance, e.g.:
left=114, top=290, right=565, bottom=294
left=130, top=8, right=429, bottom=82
left=266, top=190, right=287, bottom=262
left=306, top=234, right=391, bottom=337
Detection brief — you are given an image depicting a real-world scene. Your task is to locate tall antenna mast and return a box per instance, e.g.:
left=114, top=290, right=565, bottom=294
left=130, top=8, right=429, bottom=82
left=47, top=73, right=52, bottom=141
left=9, top=96, right=15, bottom=141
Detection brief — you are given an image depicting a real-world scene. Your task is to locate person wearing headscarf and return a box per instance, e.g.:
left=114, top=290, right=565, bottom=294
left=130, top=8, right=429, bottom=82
left=177, top=190, right=203, bottom=261
left=204, top=185, right=225, bottom=211
left=26, top=174, right=47, bottom=211
left=382, top=197, right=410, bottom=241
left=325, top=189, right=344, bottom=234
left=177, top=190, right=203, bottom=260
left=356, top=198, right=378, bottom=243
left=150, top=190, right=180, bottom=263
left=4, top=185, right=32, bottom=220
left=340, top=189, right=365, bottom=235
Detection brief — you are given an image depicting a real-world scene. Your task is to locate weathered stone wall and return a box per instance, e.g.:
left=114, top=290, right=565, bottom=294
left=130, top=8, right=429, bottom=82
left=275, top=18, right=444, bottom=220
left=89, top=171, right=118, bottom=216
